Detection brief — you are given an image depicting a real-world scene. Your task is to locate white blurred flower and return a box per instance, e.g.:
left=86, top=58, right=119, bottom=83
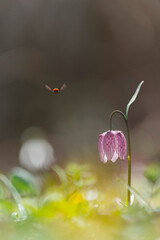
left=86, top=190, right=98, bottom=201
left=19, top=127, right=55, bottom=171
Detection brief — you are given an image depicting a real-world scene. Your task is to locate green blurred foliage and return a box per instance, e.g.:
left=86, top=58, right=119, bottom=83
left=0, top=163, right=159, bottom=240
left=10, top=168, right=39, bottom=196
left=144, top=164, right=160, bottom=184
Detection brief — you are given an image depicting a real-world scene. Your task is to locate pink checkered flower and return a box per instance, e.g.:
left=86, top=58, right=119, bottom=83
left=98, top=130, right=127, bottom=163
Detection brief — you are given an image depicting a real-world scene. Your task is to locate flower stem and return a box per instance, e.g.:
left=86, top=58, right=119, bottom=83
left=126, top=120, right=131, bottom=207
left=110, top=110, right=131, bottom=206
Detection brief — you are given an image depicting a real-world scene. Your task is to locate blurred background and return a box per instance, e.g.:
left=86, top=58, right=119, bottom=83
left=0, top=0, right=160, bottom=173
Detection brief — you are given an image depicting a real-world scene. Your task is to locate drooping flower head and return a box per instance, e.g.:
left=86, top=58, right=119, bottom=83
left=98, top=130, right=127, bottom=163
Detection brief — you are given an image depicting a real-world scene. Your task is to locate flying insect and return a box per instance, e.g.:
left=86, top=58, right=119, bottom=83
left=45, top=83, right=66, bottom=93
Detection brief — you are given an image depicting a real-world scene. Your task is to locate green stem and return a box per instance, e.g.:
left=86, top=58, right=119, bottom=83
left=110, top=110, right=131, bottom=207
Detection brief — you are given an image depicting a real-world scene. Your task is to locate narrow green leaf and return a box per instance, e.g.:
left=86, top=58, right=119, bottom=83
left=117, top=178, right=152, bottom=211
left=52, top=164, right=67, bottom=184
left=126, top=81, right=144, bottom=118
left=0, top=174, right=27, bottom=219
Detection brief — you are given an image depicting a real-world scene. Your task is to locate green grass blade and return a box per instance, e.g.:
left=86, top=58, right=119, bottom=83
left=0, top=174, right=27, bottom=219
left=52, top=165, right=67, bottom=184
left=117, top=178, right=152, bottom=211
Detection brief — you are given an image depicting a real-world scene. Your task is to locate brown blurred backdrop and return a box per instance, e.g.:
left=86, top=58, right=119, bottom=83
left=0, top=0, right=160, bottom=171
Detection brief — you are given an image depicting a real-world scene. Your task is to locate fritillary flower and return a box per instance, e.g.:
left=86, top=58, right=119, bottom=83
left=98, top=130, right=127, bottom=163
left=98, top=81, right=144, bottom=206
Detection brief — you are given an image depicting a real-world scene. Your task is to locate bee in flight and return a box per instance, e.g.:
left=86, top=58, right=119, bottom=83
left=45, top=83, right=66, bottom=93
